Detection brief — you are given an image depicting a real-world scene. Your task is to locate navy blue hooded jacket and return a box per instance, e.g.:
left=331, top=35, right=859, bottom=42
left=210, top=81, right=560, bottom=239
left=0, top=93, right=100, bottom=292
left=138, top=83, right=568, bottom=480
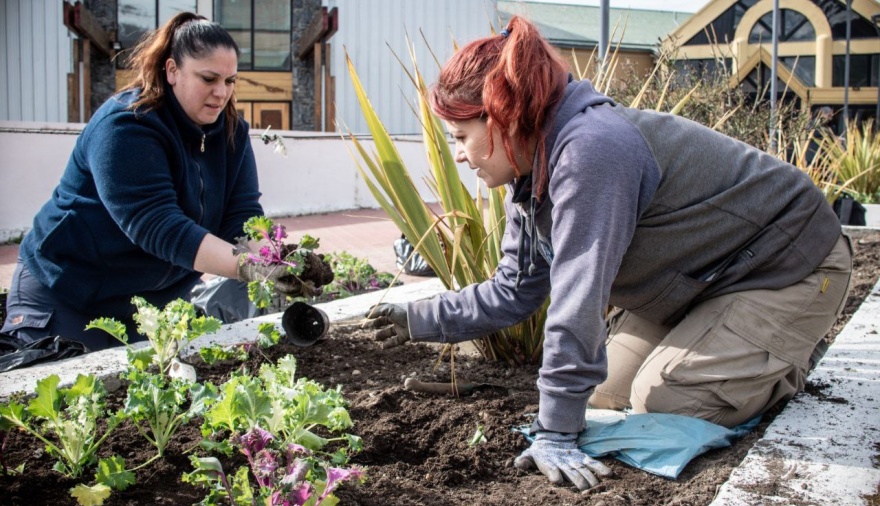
left=20, top=87, right=263, bottom=312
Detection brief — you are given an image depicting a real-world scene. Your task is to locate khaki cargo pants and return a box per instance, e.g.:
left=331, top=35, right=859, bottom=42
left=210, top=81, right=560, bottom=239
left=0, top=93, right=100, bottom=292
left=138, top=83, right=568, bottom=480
left=588, top=234, right=853, bottom=428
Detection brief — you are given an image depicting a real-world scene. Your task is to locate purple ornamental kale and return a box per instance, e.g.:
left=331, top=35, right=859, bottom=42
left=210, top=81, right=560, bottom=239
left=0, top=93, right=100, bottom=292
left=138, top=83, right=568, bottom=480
left=318, top=466, right=366, bottom=503
left=239, top=426, right=275, bottom=460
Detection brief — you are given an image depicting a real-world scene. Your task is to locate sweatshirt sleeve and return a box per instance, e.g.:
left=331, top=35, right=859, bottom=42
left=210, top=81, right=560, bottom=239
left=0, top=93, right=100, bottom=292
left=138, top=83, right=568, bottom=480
left=536, top=120, right=657, bottom=434
left=407, top=196, right=552, bottom=343
left=83, top=112, right=208, bottom=269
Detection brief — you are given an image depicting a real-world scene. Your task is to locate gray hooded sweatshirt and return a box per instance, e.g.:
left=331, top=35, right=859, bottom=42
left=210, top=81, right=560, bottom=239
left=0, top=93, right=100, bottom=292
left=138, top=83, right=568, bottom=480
left=408, top=78, right=841, bottom=434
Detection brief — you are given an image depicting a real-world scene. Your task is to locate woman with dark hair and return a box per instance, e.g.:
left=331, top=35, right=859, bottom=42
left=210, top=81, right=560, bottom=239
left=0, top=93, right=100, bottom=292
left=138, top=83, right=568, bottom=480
left=2, top=13, right=294, bottom=351
left=366, top=16, right=852, bottom=490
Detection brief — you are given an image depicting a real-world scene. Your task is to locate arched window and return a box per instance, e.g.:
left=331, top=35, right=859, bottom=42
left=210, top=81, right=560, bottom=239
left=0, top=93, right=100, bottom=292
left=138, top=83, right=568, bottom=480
left=685, top=0, right=758, bottom=45
left=749, top=9, right=815, bottom=43
left=810, top=0, right=879, bottom=40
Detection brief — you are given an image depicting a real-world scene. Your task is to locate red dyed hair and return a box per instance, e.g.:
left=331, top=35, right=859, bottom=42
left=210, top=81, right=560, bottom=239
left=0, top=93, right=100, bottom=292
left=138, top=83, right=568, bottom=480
left=429, top=16, right=568, bottom=200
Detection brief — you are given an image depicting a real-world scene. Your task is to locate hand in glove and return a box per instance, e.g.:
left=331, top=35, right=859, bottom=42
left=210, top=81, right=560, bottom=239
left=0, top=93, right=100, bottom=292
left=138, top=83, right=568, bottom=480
left=362, top=303, right=410, bottom=349
left=514, top=429, right=612, bottom=491
left=237, top=258, right=304, bottom=296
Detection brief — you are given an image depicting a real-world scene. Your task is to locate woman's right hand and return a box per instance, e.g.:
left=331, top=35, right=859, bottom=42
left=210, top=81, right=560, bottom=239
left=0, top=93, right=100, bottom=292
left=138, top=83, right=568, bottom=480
left=362, top=303, right=410, bottom=348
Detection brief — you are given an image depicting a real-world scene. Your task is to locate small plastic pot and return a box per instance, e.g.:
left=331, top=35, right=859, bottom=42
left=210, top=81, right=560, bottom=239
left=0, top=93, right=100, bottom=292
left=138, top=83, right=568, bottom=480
left=281, top=301, right=330, bottom=347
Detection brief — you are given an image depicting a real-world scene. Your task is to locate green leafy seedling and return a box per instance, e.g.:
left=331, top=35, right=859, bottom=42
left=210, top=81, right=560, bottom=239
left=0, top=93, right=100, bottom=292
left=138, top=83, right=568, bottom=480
left=87, top=297, right=221, bottom=376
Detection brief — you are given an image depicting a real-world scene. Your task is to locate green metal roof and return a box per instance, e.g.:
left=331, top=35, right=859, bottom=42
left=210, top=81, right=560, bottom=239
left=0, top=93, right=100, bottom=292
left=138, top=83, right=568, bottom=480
left=497, top=1, right=692, bottom=52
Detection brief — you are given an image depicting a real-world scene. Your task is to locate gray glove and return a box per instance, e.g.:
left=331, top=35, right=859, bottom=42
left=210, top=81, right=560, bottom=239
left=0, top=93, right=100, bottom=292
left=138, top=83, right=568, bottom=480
left=362, top=303, right=410, bottom=349
left=513, top=430, right=612, bottom=491
left=237, top=257, right=304, bottom=296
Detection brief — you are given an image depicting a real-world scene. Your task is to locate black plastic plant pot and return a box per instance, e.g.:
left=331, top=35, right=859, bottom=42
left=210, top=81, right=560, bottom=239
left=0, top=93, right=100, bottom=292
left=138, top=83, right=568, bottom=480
left=281, top=301, right=330, bottom=347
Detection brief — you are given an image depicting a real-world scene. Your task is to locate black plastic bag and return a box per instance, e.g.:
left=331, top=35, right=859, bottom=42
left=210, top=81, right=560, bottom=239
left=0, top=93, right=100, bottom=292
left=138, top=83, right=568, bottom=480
left=393, top=235, right=436, bottom=277
left=833, top=195, right=866, bottom=226
left=0, top=334, right=87, bottom=373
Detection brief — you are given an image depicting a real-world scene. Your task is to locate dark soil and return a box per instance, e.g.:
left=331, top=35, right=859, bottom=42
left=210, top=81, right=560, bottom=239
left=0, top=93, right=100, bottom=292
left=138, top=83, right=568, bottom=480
left=2, top=230, right=879, bottom=506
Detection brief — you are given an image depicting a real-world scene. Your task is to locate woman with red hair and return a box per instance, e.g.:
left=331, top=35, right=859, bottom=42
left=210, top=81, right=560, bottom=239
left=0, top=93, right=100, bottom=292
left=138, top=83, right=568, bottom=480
left=366, top=16, right=851, bottom=490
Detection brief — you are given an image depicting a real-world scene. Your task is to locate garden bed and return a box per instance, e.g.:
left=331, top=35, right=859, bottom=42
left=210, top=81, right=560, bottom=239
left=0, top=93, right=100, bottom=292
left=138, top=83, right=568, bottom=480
left=2, top=230, right=879, bottom=506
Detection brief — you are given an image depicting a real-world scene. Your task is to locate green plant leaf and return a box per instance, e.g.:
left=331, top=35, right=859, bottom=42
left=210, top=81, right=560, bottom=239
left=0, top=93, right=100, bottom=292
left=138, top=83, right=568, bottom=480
left=230, top=465, right=254, bottom=504
left=243, top=215, right=274, bottom=242
left=85, top=318, right=128, bottom=345
left=95, top=456, right=135, bottom=491
left=468, top=425, right=488, bottom=446
left=299, top=234, right=320, bottom=250
left=28, top=374, right=61, bottom=421
left=248, top=280, right=275, bottom=310
left=190, top=315, right=222, bottom=337
left=0, top=401, right=27, bottom=430
left=70, top=483, right=112, bottom=506
left=204, top=379, right=240, bottom=434
left=257, top=322, right=281, bottom=348
left=65, top=374, right=97, bottom=402
left=127, top=346, right=155, bottom=371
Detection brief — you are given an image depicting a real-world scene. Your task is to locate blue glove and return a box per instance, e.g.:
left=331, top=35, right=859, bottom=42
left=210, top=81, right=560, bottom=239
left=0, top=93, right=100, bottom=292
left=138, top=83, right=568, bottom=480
left=514, top=430, right=612, bottom=490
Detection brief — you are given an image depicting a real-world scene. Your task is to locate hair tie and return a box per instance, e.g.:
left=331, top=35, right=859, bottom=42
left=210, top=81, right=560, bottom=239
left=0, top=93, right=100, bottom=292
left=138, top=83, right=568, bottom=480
left=500, top=28, right=511, bottom=38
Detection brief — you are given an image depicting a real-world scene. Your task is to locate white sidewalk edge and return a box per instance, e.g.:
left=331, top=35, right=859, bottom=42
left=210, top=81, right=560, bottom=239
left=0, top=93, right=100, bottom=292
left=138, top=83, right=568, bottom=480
left=710, top=275, right=880, bottom=505
left=0, top=277, right=447, bottom=399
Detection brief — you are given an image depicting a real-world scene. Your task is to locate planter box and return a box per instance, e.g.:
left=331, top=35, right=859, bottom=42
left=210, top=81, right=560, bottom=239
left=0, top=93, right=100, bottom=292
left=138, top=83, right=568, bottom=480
left=864, top=203, right=880, bottom=227
left=0, top=278, right=447, bottom=399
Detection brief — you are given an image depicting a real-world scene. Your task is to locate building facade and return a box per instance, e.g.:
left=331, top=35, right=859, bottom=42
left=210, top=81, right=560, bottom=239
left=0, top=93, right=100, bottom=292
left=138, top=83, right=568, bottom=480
left=1, top=0, right=495, bottom=134
left=663, top=0, right=880, bottom=126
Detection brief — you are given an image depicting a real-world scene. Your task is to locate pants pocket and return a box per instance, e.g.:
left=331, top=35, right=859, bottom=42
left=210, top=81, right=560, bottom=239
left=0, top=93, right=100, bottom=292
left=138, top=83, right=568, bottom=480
left=1, top=307, right=54, bottom=344
left=661, top=297, right=814, bottom=410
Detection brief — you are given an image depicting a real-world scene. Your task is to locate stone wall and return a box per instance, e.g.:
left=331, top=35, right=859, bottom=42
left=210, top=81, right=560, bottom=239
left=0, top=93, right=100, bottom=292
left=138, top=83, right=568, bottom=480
left=291, top=0, right=321, bottom=131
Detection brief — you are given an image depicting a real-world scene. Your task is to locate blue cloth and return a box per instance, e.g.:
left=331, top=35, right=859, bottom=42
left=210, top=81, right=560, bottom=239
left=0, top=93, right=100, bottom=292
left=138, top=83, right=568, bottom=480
left=517, top=409, right=760, bottom=479
left=19, top=86, right=262, bottom=312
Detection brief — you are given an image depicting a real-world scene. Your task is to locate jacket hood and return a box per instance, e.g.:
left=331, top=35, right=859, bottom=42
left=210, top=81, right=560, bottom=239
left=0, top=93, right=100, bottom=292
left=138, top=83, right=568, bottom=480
left=512, top=77, right=615, bottom=291
left=545, top=77, right=615, bottom=153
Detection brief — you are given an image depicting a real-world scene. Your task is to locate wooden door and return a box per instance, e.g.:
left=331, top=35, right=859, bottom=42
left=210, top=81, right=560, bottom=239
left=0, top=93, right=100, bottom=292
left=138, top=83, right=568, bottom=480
left=236, top=103, right=253, bottom=127
left=253, top=102, right=290, bottom=131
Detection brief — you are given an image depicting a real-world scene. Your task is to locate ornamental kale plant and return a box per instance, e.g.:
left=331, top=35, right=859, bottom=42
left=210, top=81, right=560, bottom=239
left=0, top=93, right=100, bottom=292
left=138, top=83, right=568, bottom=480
left=199, top=322, right=281, bottom=366
left=0, top=408, right=25, bottom=476
left=183, top=426, right=365, bottom=506
left=203, top=355, right=359, bottom=454
left=322, top=251, right=397, bottom=301
left=193, top=355, right=365, bottom=505
left=236, top=216, right=321, bottom=309
left=86, top=297, right=221, bottom=377
left=122, top=370, right=218, bottom=458
left=0, top=374, right=123, bottom=478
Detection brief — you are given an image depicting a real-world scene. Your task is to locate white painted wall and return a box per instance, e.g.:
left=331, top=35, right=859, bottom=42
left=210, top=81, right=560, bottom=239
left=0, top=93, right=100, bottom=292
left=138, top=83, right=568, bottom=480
left=0, top=122, right=477, bottom=243
left=0, top=0, right=71, bottom=122
left=325, top=0, right=497, bottom=135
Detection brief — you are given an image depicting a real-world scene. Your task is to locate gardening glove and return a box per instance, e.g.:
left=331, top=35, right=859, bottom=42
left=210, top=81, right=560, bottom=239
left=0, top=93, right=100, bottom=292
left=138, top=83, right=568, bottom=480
left=514, top=429, right=612, bottom=491
left=237, top=257, right=302, bottom=296
left=362, top=303, right=410, bottom=349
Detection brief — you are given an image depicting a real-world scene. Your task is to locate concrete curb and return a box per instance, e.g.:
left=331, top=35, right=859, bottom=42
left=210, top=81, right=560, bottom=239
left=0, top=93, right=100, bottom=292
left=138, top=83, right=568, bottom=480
left=710, top=281, right=880, bottom=504
left=0, top=277, right=447, bottom=399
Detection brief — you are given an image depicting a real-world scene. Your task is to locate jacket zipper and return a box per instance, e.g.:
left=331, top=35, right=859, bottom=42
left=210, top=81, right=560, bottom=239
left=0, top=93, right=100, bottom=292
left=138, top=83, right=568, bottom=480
left=197, top=160, right=205, bottom=223
left=200, top=133, right=205, bottom=152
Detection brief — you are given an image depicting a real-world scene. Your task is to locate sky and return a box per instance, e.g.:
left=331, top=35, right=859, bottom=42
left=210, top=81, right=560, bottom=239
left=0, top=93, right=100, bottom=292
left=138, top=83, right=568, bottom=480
left=523, top=0, right=713, bottom=13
